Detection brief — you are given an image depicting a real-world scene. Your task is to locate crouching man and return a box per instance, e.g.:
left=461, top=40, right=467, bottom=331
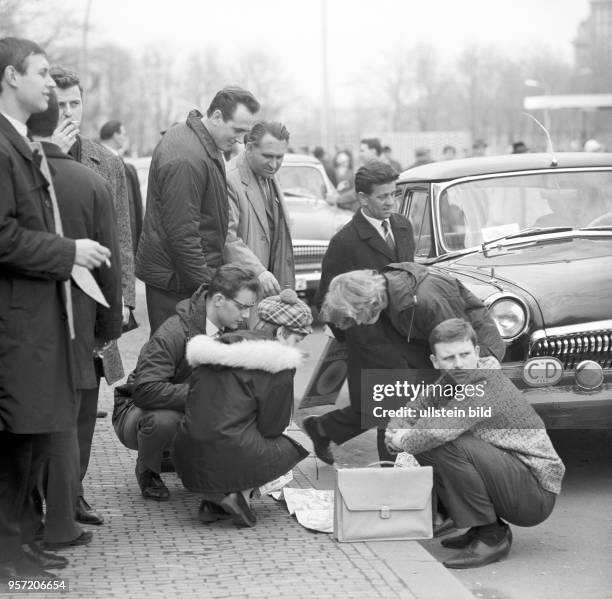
left=385, top=318, right=565, bottom=569
left=112, top=265, right=259, bottom=501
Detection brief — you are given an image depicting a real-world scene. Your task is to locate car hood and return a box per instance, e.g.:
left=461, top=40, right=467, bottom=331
left=286, top=198, right=351, bottom=240
left=443, top=236, right=612, bottom=328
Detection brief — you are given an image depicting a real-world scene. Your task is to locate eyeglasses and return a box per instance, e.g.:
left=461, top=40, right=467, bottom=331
left=226, top=296, right=256, bottom=311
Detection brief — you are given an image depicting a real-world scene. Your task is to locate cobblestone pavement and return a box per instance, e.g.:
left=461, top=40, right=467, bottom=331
left=10, top=412, right=470, bottom=599
left=2, top=283, right=473, bottom=599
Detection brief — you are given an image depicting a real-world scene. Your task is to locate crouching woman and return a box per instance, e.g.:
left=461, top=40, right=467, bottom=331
left=172, top=290, right=312, bottom=527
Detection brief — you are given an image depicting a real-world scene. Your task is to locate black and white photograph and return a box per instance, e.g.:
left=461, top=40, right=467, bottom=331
left=1, top=0, right=611, bottom=597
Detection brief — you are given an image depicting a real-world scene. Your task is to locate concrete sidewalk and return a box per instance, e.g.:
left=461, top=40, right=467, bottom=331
left=20, top=407, right=473, bottom=599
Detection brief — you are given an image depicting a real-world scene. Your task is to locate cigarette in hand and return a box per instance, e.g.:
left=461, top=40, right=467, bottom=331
left=105, top=258, right=111, bottom=268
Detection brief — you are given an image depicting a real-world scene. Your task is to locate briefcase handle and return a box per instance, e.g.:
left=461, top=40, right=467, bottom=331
left=366, top=461, right=396, bottom=468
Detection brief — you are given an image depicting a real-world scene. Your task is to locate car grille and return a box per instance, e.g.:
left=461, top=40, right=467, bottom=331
left=529, top=329, right=612, bottom=369
left=293, top=243, right=328, bottom=266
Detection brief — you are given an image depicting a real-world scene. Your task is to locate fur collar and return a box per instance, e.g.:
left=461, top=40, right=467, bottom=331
left=186, top=334, right=303, bottom=373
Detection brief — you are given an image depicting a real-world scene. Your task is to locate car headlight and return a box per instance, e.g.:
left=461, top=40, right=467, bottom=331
left=488, top=297, right=528, bottom=340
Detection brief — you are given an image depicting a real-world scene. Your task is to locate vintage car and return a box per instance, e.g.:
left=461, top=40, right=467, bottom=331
left=396, top=152, right=612, bottom=428
left=277, top=154, right=351, bottom=302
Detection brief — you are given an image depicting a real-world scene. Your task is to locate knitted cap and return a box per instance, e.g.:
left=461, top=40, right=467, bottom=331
left=257, top=289, right=313, bottom=335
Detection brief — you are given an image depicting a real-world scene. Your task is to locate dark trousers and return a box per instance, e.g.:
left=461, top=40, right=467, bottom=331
left=145, top=285, right=189, bottom=337
left=319, top=406, right=394, bottom=462
left=417, top=434, right=557, bottom=529
left=114, top=405, right=182, bottom=474
left=0, top=432, right=46, bottom=563
left=38, top=428, right=82, bottom=543
left=78, top=384, right=100, bottom=495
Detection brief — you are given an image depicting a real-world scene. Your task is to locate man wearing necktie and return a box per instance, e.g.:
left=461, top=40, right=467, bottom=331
left=0, top=37, right=110, bottom=580
left=112, top=265, right=259, bottom=506
left=27, top=90, right=122, bottom=550
left=225, top=121, right=294, bottom=308
left=304, top=160, right=415, bottom=465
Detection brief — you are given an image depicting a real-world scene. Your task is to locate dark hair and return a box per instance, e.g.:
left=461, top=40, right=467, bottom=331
left=0, top=37, right=46, bottom=93
left=382, top=145, right=392, bottom=153
left=354, top=160, right=398, bottom=195
left=429, top=318, right=477, bottom=351
left=206, top=86, right=260, bottom=120
left=208, top=264, right=259, bottom=299
left=245, top=120, right=289, bottom=145
left=100, top=120, right=123, bottom=141
left=443, top=145, right=456, bottom=154
left=26, top=88, right=59, bottom=137
left=313, top=146, right=325, bottom=159
left=360, top=138, right=383, bottom=156
left=49, top=65, right=82, bottom=92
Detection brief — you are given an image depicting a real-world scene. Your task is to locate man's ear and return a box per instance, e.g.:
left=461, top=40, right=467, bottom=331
left=474, top=344, right=480, bottom=359
left=210, top=108, right=223, bottom=125
left=430, top=353, right=440, bottom=369
left=2, top=65, right=19, bottom=88
left=357, top=191, right=368, bottom=206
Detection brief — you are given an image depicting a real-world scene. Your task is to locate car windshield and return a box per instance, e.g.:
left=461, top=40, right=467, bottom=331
left=278, top=165, right=326, bottom=200
left=437, top=171, right=612, bottom=250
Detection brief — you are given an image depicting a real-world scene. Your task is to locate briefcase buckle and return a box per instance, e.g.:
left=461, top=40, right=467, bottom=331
left=380, top=505, right=390, bottom=519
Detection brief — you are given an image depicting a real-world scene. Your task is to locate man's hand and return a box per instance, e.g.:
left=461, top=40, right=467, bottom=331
left=52, top=118, right=79, bottom=153
left=384, top=428, right=409, bottom=453
left=74, top=239, right=111, bottom=269
left=258, top=270, right=281, bottom=296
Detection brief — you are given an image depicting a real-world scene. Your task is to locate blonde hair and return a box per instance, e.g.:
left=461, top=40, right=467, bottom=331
left=321, top=270, right=387, bottom=326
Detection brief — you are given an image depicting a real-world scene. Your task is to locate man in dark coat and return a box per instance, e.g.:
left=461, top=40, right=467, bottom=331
left=27, top=90, right=123, bottom=550
left=136, top=87, right=260, bottom=335
left=0, top=37, right=110, bottom=580
left=304, top=161, right=415, bottom=464
left=51, top=66, right=134, bottom=525
left=113, top=265, right=259, bottom=506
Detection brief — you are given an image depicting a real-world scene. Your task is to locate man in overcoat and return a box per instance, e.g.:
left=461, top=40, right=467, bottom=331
left=304, top=160, right=415, bottom=464
left=225, top=120, right=294, bottom=303
left=27, top=90, right=123, bottom=549
left=0, top=37, right=110, bottom=579
left=136, top=86, right=260, bottom=334
left=50, top=66, right=135, bottom=525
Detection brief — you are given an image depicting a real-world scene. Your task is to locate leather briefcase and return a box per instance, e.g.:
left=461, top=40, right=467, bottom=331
left=333, top=462, right=433, bottom=542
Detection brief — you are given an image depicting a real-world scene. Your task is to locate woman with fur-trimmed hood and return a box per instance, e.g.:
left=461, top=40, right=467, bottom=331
left=173, top=289, right=313, bottom=527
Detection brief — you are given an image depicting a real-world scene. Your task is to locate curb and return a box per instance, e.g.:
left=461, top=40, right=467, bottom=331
left=290, top=428, right=475, bottom=599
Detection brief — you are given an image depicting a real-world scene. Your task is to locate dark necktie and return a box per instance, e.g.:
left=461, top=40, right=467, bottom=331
left=381, top=219, right=396, bottom=253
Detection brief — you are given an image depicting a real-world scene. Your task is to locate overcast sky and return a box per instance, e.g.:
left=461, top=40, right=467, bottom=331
left=81, top=0, right=590, bottom=99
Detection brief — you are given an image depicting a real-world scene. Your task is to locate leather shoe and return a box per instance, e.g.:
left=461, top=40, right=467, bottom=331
left=198, top=500, right=233, bottom=523
left=443, top=527, right=512, bottom=569
left=135, top=466, right=170, bottom=501
left=21, top=544, right=68, bottom=570
left=442, top=524, right=513, bottom=549
left=76, top=496, right=104, bottom=525
left=220, top=492, right=256, bottom=527
left=302, top=416, right=335, bottom=465
left=43, top=530, right=93, bottom=551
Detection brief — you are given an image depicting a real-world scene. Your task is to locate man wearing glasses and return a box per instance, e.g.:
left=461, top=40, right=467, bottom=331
left=112, top=265, right=259, bottom=502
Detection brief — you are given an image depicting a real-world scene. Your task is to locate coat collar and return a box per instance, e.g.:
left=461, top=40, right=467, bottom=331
left=186, top=334, right=303, bottom=372
left=186, top=109, right=225, bottom=174
left=351, top=210, right=412, bottom=261
left=0, top=113, right=34, bottom=162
